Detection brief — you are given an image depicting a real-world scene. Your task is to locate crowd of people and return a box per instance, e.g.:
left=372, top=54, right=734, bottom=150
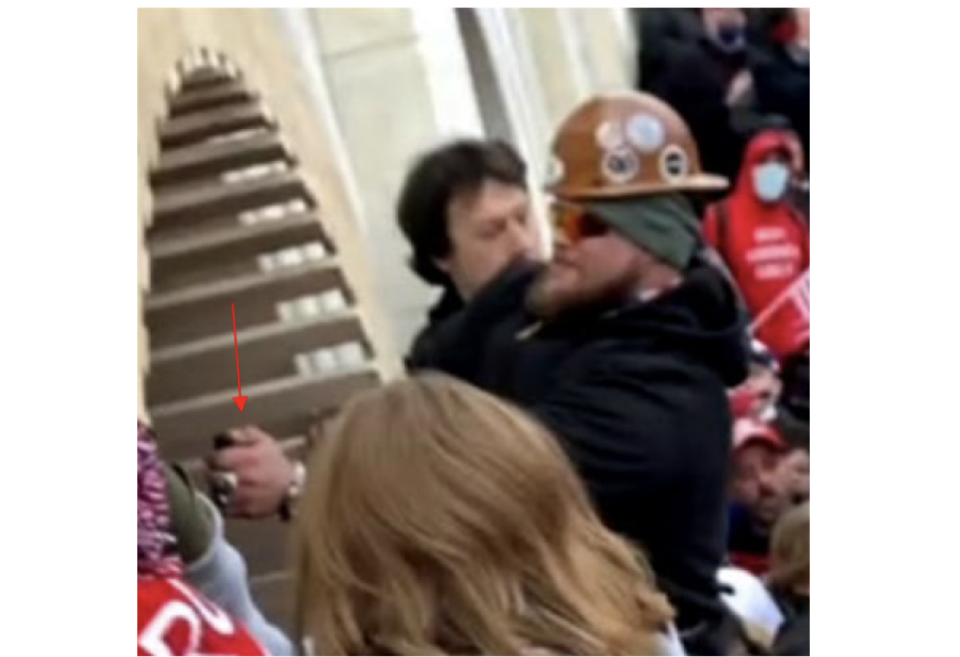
left=639, top=8, right=809, bottom=188
left=138, top=8, right=810, bottom=655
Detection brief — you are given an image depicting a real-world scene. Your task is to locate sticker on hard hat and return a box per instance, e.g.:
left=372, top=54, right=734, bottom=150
left=601, top=147, right=640, bottom=185
left=595, top=120, right=627, bottom=151
left=659, top=145, right=689, bottom=182
left=626, top=113, right=667, bottom=154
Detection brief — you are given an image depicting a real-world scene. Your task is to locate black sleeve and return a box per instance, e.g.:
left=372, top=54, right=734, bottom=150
left=529, top=348, right=688, bottom=499
left=408, top=262, right=541, bottom=379
left=405, top=325, right=440, bottom=373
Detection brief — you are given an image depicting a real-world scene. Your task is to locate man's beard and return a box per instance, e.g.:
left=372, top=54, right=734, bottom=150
left=527, top=263, right=639, bottom=321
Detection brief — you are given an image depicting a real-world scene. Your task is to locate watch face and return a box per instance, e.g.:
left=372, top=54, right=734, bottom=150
left=279, top=462, right=307, bottom=522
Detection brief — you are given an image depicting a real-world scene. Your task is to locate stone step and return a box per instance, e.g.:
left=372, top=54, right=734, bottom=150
left=150, top=131, right=290, bottom=188
left=147, top=311, right=369, bottom=405
left=179, top=67, right=236, bottom=93
left=147, top=211, right=330, bottom=291
left=152, top=171, right=313, bottom=227
left=159, top=103, right=271, bottom=150
left=168, top=80, right=255, bottom=118
left=146, top=260, right=350, bottom=348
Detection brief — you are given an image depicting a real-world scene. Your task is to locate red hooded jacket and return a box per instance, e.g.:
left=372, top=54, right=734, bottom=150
left=703, top=130, right=809, bottom=362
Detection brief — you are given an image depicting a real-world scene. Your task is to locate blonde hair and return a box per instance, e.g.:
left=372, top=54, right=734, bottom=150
left=294, top=375, right=672, bottom=655
left=768, top=502, right=810, bottom=594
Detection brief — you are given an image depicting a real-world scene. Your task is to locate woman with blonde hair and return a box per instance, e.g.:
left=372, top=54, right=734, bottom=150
left=769, top=502, right=809, bottom=594
left=294, top=375, right=677, bottom=655
left=768, top=502, right=810, bottom=655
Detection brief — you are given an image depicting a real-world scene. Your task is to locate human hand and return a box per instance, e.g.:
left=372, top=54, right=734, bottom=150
left=206, top=426, right=295, bottom=519
left=726, top=70, right=754, bottom=106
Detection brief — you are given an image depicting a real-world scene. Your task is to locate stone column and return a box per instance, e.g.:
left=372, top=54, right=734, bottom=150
left=304, top=8, right=486, bottom=355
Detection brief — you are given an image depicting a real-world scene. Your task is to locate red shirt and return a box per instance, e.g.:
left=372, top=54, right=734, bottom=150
left=704, top=130, right=810, bottom=362
left=138, top=577, right=266, bottom=656
left=730, top=551, right=771, bottom=578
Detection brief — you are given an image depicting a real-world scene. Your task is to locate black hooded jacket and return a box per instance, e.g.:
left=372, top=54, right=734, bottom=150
left=405, top=284, right=464, bottom=372
left=410, top=257, right=750, bottom=631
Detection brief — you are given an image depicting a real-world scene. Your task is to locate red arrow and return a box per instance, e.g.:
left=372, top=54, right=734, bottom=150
left=231, top=303, right=248, bottom=412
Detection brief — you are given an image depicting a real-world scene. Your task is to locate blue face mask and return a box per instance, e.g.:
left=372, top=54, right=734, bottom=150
left=714, top=23, right=746, bottom=52
left=753, top=162, right=791, bottom=203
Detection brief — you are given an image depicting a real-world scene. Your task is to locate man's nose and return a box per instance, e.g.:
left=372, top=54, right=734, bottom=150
left=758, top=470, right=781, bottom=495
left=508, top=219, right=538, bottom=257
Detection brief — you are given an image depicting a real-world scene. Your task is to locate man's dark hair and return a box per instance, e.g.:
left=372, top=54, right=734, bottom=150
left=396, top=139, right=527, bottom=286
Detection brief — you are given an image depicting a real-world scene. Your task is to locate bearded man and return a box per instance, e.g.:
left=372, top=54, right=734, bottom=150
left=418, top=92, right=750, bottom=655
left=204, top=92, right=751, bottom=655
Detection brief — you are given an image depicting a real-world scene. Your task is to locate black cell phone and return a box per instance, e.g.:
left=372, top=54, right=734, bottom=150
left=212, top=433, right=235, bottom=451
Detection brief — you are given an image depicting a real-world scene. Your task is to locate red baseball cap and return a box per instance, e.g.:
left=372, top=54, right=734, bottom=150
left=733, top=418, right=787, bottom=452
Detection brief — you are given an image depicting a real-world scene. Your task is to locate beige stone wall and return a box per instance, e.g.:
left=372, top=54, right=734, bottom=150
left=570, top=9, right=634, bottom=93
left=137, top=8, right=400, bottom=417
left=304, top=8, right=485, bottom=353
left=517, top=8, right=585, bottom=140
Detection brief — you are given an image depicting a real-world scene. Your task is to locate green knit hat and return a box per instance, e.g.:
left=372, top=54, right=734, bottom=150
left=583, top=193, right=700, bottom=269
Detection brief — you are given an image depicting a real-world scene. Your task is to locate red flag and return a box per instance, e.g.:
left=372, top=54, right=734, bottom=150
left=751, top=270, right=809, bottom=361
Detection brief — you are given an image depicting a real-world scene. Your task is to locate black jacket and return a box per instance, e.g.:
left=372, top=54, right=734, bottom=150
left=744, top=9, right=810, bottom=167
left=405, top=284, right=464, bottom=372
left=410, top=258, right=750, bottom=631
left=748, top=44, right=810, bottom=167
left=636, top=8, right=704, bottom=89
left=645, top=35, right=750, bottom=186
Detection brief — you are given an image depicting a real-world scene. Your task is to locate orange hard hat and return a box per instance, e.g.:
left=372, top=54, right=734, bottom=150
left=546, top=92, right=728, bottom=201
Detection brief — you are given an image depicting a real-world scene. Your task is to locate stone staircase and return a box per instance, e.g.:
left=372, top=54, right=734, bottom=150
left=143, top=52, right=381, bottom=634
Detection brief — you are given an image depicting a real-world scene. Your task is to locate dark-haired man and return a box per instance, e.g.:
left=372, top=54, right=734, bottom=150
left=395, top=139, right=543, bottom=367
